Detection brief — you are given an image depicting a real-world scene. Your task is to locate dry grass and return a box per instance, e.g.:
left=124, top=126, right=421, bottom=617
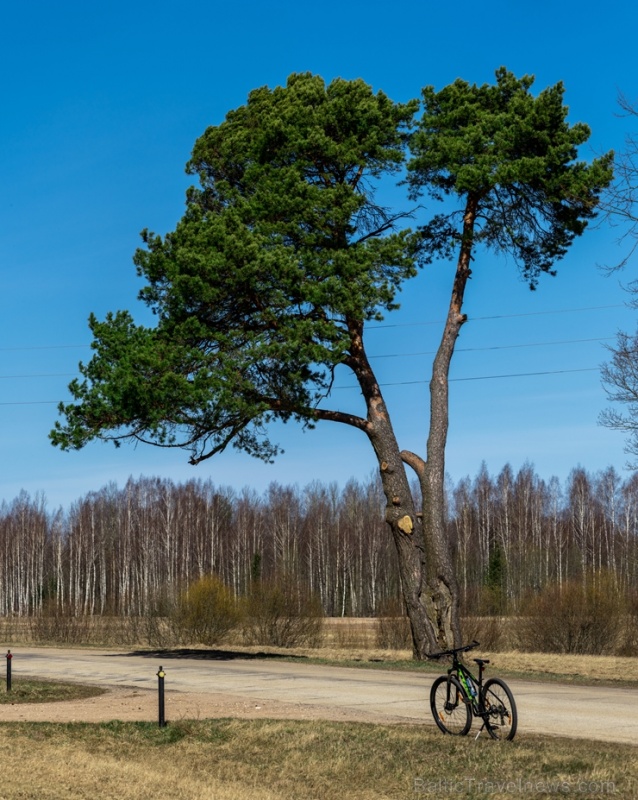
left=220, top=645, right=638, bottom=686
left=0, top=718, right=634, bottom=799
left=0, top=618, right=636, bottom=797
left=488, top=650, right=638, bottom=684
left=4, top=615, right=638, bottom=685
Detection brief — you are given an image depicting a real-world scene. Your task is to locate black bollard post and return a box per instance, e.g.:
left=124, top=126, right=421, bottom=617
left=6, top=650, right=12, bottom=692
left=157, top=666, right=166, bottom=727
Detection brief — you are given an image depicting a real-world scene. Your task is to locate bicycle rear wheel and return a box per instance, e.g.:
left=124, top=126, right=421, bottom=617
left=430, top=675, right=472, bottom=736
left=482, top=677, right=517, bottom=740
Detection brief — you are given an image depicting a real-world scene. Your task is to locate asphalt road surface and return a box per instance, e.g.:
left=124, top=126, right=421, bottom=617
left=4, top=647, right=637, bottom=745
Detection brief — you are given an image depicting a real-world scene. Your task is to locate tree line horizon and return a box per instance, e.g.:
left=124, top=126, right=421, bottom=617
left=1, top=461, right=635, bottom=621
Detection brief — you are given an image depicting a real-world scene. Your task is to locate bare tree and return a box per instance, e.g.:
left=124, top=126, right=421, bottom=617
left=600, top=93, right=638, bottom=270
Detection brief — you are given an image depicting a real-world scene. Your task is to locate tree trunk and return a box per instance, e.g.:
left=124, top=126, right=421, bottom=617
left=322, top=193, right=479, bottom=656
left=345, top=318, right=439, bottom=656
left=402, top=193, right=479, bottom=650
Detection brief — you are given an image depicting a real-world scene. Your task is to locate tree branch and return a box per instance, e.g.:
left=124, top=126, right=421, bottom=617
left=312, top=407, right=371, bottom=431
left=401, top=449, right=426, bottom=479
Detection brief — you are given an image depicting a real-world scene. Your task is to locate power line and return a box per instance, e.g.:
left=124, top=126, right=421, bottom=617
left=0, top=401, right=60, bottom=406
left=334, top=367, right=600, bottom=390
left=369, top=336, right=614, bottom=359
left=450, top=367, right=599, bottom=382
left=0, top=374, right=76, bottom=379
left=1, top=367, right=602, bottom=406
left=0, top=305, right=622, bottom=402
left=0, top=336, right=613, bottom=380
left=0, top=345, right=89, bottom=352
left=367, top=304, right=626, bottom=329
left=0, top=303, right=627, bottom=351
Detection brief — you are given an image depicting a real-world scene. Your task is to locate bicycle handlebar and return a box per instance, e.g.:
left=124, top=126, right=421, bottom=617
left=426, top=640, right=480, bottom=660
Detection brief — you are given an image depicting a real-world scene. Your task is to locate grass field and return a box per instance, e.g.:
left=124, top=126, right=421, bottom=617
left=282, top=647, right=638, bottom=686
left=0, top=718, right=634, bottom=800
left=1, top=617, right=637, bottom=798
left=191, top=639, right=638, bottom=687
left=0, top=636, right=636, bottom=798
left=0, top=679, right=104, bottom=705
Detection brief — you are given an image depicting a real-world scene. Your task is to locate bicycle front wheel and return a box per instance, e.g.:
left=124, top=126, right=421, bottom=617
left=430, top=675, right=472, bottom=736
left=482, top=677, right=517, bottom=740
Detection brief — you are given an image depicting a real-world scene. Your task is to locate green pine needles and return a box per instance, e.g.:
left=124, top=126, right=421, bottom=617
left=52, top=70, right=611, bottom=464
left=51, top=73, right=423, bottom=463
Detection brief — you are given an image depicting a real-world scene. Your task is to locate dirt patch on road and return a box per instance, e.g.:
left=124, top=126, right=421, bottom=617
left=0, top=685, right=418, bottom=726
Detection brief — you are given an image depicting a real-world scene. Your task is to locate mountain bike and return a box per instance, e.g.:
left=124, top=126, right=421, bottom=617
left=427, top=640, right=517, bottom=740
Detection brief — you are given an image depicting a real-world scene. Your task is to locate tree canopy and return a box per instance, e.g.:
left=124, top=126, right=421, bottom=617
left=407, top=67, right=613, bottom=287
left=397, top=70, right=612, bottom=652
left=51, top=73, right=420, bottom=463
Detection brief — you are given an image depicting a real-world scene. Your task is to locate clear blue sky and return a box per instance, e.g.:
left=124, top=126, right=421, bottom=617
left=2, top=0, right=637, bottom=509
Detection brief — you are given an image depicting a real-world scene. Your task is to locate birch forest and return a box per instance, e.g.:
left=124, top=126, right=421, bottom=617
left=1, top=461, right=637, bottom=621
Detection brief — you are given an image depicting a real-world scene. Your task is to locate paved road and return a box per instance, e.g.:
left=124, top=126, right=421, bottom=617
left=5, top=648, right=638, bottom=744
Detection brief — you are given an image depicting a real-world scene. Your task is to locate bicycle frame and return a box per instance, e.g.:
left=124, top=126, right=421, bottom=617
left=453, top=662, right=480, bottom=705
left=446, top=659, right=487, bottom=726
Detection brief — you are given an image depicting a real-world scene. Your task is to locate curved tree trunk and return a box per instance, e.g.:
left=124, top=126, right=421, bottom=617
left=401, top=194, right=479, bottom=651
left=345, top=317, right=439, bottom=656
left=332, top=194, right=478, bottom=657
left=420, top=193, right=479, bottom=649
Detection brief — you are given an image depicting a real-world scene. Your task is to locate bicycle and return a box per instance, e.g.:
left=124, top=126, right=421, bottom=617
left=427, top=640, right=517, bottom=740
